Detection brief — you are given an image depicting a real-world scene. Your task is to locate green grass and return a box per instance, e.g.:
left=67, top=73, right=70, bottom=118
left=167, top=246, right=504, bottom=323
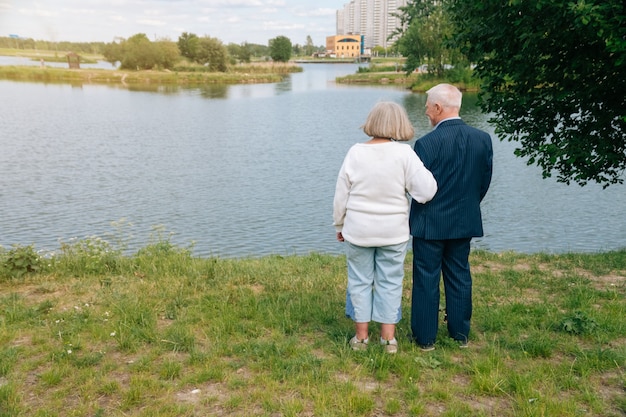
left=336, top=63, right=482, bottom=92
left=1, top=237, right=625, bottom=416
left=0, top=62, right=301, bottom=87
left=335, top=70, right=482, bottom=91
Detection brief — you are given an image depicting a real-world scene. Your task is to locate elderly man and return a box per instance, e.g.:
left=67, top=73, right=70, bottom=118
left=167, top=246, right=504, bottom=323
left=409, top=83, right=493, bottom=351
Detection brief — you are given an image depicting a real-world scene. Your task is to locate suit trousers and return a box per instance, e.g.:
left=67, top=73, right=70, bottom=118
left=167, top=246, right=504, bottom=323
left=411, top=237, right=472, bottom=346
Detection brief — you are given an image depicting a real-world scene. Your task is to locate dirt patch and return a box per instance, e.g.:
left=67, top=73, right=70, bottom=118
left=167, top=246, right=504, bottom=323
left=335, top=372, right=380, bottom=392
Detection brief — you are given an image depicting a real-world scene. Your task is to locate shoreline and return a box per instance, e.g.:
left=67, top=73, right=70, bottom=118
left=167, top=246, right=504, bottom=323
left=0, top=63, right=302, bottom=86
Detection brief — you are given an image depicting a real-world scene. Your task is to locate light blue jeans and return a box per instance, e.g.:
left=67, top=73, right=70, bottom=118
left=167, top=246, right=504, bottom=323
left=344, top=241, right=408, bottom=324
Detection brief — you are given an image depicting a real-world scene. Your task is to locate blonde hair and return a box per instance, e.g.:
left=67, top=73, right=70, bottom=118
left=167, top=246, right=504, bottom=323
left=362, top=101, right=415, bottom=141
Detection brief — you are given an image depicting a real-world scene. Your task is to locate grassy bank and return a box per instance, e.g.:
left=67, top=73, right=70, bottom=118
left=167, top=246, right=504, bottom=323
left=336, top=61, right=481, bottom=92
left=1, top=239, right=625, bottom=416
left=336, top=71, right=482, bottom=92
left=0, top=62, right=302, bottom=87
left=336, top=70, right=419, bottom=87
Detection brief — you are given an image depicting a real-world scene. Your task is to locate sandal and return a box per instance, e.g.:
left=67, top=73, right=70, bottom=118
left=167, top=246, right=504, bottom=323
left=381, top=337, right=398, bottom=354
left=349, top=336, right=369, bottom=351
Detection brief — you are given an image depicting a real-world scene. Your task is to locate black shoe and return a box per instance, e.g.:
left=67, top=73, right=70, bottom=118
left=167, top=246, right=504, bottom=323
left=419, top=344, right=435, bottom=352
left=454, top=339, right=468, bottom=349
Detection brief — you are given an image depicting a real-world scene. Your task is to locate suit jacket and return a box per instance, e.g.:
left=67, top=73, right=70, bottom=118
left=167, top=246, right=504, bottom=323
left=409, top=119, right=493, bottom=240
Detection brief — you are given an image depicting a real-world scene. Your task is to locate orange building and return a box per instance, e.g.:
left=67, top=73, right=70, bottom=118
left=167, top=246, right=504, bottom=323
left=326, top=34, right=363, bottom=58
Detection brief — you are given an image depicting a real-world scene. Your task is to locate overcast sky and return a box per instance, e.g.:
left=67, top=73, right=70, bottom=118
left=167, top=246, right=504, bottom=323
left=0, top=0, right=342, bottom=46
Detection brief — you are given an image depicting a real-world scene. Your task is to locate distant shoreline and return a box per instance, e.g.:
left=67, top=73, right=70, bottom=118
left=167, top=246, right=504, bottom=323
left=0, top=63, right=301, bottom=86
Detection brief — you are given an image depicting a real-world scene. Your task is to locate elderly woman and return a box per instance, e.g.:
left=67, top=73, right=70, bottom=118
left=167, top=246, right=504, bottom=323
left=333, top=101, right=437, bottom=353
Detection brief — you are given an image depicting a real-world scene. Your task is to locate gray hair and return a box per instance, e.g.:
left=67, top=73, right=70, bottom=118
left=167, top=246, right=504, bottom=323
left=362, top=101, right=415, bottom=141
left=426, top=83, right=462, bottom=110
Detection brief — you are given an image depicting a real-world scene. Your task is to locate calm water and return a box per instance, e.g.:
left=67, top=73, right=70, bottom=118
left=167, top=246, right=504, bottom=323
left=1, top=63, right=625, bottom=257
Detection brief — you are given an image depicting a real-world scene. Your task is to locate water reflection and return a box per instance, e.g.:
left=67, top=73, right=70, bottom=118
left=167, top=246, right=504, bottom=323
left=197, top=84, right=229, bottom=99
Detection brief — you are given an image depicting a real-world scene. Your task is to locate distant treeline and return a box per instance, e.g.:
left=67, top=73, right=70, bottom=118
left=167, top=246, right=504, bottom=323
left=1, top=33, right=327, bottom=73
left=0, top=35, right=271, bottom=57
left=1, top=34, right=277, bottom=72
left=0, top=35, right=320, bottom=59
left=1, top=36, right=106, bottom=55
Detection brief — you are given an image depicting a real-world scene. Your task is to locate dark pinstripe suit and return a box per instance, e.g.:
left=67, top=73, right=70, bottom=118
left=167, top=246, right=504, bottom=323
left=409, top=118, right=493, bottom=346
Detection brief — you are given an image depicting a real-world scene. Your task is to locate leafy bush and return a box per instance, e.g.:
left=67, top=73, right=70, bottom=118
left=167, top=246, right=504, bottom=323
left=444, top=66, right=474, bottom=84
left=0, top=244, right=41, bottom=279
left=560, top=311, right=598, bottom=335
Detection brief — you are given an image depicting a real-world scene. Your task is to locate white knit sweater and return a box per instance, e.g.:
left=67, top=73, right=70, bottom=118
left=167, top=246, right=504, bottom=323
left=333, top=141, right=437, bottom=247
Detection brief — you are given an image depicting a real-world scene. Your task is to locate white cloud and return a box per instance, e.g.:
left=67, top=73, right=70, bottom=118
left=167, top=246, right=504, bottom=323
left=136, top=19, right=166, bottom=27
left=295, top=8, right=336, bottom=17
left=1, top=0, right=340, bottom=45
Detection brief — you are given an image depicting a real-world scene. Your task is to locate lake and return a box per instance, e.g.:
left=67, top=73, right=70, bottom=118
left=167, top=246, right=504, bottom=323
left=1, top=63, right=625, bottom=258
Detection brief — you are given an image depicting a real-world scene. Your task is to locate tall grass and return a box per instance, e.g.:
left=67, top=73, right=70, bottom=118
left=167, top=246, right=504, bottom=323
left=1, top=236, right=625, bottom=416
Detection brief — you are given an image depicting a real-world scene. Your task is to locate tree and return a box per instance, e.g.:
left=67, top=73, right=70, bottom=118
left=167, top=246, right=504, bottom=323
left=195, top=36, right=228, bottom=72
left=292, top=43, right=302, bottom=56
left=394, top=0, right=463, bottom=75
left=155, top=39, right=181, bottom=69
left=449, top=0, right=626, bottom=187
left=101, top=34, right=180, bottom=70
left=227, top=42, right=252, bottom=63
left=372, top=45, right=386, bottom=57
left=102, top=41, right=123, bottom=66
left=269, top=36, right=292, bottom=62
left=177, top=32, right=199, bottom=60
left=304, top=35, right=315, bottom=56
left=177, top=33, right=228, bottom=70
left=123, top=34, right=158, bottom=69
left=245, top=43, right=270, bottom=58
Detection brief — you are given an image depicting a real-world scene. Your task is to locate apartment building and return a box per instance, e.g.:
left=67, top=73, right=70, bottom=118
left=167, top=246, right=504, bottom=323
left=336, top=0, right=407, bottom=51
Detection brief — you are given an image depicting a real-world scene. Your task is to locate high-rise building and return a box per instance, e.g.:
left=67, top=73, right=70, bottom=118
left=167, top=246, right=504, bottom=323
left=336, top=0, right=407, bottom=50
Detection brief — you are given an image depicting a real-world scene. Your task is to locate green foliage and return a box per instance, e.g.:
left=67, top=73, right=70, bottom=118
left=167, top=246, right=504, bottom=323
left=176, top=33, right=228, bottom=72
left=443, top=65, right=474, bottom=84
left=102, top=41, right=123, bottom=65
left=195, top=36, right=228, bottom=72
left=560, top=311, right=598, bottom=335
left=57, top=236, right=122, bottom=275
left=0, top=244, right=41, bottom=279
left=448, top=0, right=626, bottom=187
left=102, top=33, right=181, bottom=70
left=156, top=40, right=181, bottom=70
left=356, top=64, right=399, bottom=73
left=122, top=33, right=155, bottom=69
left=177, top=32, right=199, bottom=60
left=239, top=42, right=270, bottom=59
left=304, top=35, right=315, bottom=56
left=395, top=0, right=465, bottom=75
left=227, top=42, right=252, bottom=63
left=269, top=35, right=292, bottom=63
